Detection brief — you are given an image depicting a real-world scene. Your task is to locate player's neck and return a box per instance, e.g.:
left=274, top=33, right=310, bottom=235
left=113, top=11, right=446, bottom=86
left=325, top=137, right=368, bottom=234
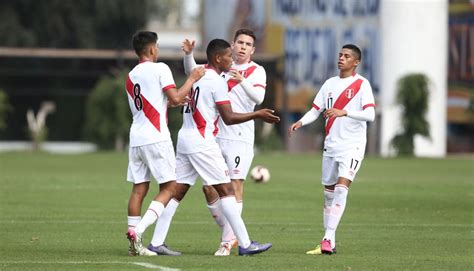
left=233, top=55, right=251, bottom=65
left=139, top=56, right=154, bottom=63
left=339, top=69, right=356, bottom=78
left=206, top=63, right=222, bottom=74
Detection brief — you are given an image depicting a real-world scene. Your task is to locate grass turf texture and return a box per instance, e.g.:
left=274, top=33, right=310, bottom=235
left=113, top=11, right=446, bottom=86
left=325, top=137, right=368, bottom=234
left=0, top=152, right=472, bottom=270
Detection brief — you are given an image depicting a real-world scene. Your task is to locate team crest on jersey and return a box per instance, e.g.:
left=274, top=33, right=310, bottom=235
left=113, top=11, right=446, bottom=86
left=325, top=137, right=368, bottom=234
left=345, top=89, right=354, bottom=99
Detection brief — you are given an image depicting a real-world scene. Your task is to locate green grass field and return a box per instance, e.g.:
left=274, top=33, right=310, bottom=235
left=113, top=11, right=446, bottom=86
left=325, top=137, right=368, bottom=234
left=0, top=152, right=472, bottom=270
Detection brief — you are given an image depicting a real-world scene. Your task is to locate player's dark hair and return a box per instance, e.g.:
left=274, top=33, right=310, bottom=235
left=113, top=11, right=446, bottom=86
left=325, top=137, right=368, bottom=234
left=342, top=44, right=362, bottom=61
left=132, top=31, right=158, bottom=56
left=206, top=39, right=231, bottom=62
left=234, top=28, right=256, bottom=44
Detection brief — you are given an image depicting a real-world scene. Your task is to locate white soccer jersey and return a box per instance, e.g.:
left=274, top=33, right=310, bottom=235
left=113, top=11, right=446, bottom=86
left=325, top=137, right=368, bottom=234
left=176, top=67, right=231, bottom=154
left=217, top=61, right=266, bottom=144
left=126, top=61, right=176, bottom=147
left=312, top=73, right=375, bottom=157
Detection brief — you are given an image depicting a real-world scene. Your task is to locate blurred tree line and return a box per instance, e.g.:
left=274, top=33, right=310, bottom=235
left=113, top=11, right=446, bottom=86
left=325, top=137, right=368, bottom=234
left=0, top=0, right=158, bottom=49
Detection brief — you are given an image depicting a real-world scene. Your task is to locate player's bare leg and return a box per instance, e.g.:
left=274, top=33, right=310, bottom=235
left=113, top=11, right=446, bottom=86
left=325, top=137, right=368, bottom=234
left=128, top=182, right=150, bottom=216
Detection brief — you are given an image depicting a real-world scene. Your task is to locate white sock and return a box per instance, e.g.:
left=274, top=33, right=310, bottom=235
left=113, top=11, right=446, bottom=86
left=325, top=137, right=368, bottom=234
left=219, top=196, right=251, bottom=248
left=323, top=189, right=334, bottom=229
left=323, top=189, right=335, bottom=246
left=207, top=199, right=235, bottom=242
left=135, top=201, right=165, bottom=234
left=128, top=216, right=141, bottom=230
left=323, top=184, right=348, bottom=248
left=236, top=201, right=243, bottom=215
left=150, top=199, right=179, bottom=247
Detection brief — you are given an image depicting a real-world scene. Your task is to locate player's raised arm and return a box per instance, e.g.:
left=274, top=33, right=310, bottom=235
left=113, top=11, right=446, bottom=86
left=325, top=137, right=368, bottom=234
left=166, top=66, right=205, bottom=106
left=182, top=39, right=198, bottom=75
left=217, top=103, right=279, bottom=125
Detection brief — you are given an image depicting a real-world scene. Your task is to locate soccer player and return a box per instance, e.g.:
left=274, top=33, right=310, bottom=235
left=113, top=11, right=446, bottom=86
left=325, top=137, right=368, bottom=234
left=181, top=29, right=267, bottom=256
left=134, top=38, right=278, bottom=256
left=124, top=31, right=205, bottom=256
left=288, top=44, right=375, bottom=255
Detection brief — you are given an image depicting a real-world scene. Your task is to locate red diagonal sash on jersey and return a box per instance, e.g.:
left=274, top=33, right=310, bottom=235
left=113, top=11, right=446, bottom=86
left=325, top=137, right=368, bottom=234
left=126, top=75, right=161, bottom=132
left=227, top=65, right=258, bottom=91
left=192, top=108, right=207, bottom=138
left=325, top=78, right=363, bottom=135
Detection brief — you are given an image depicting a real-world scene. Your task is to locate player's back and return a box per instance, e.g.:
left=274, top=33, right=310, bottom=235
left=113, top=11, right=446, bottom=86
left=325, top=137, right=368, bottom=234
left=126, top=61, right=176, bottom=147
left=177, top=67, right=230, bottom=154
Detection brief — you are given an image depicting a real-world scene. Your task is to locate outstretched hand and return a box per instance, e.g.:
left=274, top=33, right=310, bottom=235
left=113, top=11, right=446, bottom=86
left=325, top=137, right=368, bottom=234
left=287, top=121, right=302, bottom=137
left=256, top=109, right=280, bottom=123
left=181, top=39, right=196, bottom=55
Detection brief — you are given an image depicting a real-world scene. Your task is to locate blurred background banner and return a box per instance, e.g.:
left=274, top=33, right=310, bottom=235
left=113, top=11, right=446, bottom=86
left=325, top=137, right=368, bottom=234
left=0, top=0, right=472, bottom=156
left=269, top=0, right=379, bottom=95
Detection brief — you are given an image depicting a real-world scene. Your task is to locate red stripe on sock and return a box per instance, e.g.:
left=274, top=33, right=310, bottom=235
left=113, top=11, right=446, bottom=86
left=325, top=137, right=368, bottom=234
left=335, top=184, right=349, bottom=190
left=148, top=208, right=159, bottom=218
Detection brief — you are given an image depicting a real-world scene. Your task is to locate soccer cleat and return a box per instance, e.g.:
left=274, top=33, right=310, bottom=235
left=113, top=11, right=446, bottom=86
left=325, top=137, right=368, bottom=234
left=306, top=244, right=322, bottom=255
left=214, top=242, right=232, bottom=256
left=238, top=241, right=272, bottom=256
left=147, top=243, right=182, bottom=256
left=306, top=244, right=337, bottom=255
left=126, top=229, right=157, bottom=256
left=128, top=244, right=136, bottom=256
left=126, top=231, right=137, bottom=256
left=320, top=239, right=334, bottom=255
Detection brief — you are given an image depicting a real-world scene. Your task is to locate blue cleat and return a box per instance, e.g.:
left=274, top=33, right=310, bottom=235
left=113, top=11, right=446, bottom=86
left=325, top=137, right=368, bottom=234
left=238, top=241, right=272, bottom=256
left=147, top=243, right=182, bottom=256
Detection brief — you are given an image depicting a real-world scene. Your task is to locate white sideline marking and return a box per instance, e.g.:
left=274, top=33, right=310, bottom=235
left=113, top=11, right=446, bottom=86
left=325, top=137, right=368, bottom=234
left=0, top=261, right=180, bottom=270
left=0, top=220, right=471, bottom=228
left=133, top=262, right=180, bottom=270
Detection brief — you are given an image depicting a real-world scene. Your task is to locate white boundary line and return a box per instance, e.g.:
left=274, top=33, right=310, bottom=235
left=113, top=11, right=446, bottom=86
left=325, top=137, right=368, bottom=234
left=0, top=261, right=180, bottom=270
left=0, top=220, right=471, bottom=228
left=132, top=262, right=180, bottom=270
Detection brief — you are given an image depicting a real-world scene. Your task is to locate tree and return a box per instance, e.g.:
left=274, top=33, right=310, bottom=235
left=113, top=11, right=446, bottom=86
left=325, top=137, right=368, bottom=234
left=83, top=71, right=130, bottom=151
left=0, top=90, right=12, bottom=131
left=391, top=74, right=430, bottom=155
left=0, top=0, right=156, bottom=49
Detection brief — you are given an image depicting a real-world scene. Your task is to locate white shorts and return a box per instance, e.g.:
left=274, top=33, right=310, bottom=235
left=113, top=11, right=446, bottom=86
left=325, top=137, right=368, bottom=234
left=216, top=138, right=254, bottom=180
left=127, top=141, right=176, bottom=184
left=176, top=145, right=231, bottom=186
left=321, top=153, right=364, bottom=186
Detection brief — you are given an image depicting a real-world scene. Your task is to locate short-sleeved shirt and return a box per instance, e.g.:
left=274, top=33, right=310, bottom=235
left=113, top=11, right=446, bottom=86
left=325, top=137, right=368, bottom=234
left=176, top=67, right=231, bottom=154
left=312, top=73, right=375, bottom=157
left=216, top=61, right=266, bottom=144
left=126, top=61, right=176, bottom=147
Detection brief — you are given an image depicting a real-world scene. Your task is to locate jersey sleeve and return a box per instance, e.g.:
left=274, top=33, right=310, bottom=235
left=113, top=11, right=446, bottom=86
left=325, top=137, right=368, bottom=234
left=312, top=81, right=327, bottom=112
left=248, top=65, right=267, bottom=90
left=360, top=79, right=376, bottom=110
left=157, top=63, right=176, bottom=92
left=213, top=78, right=231, bottom=105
